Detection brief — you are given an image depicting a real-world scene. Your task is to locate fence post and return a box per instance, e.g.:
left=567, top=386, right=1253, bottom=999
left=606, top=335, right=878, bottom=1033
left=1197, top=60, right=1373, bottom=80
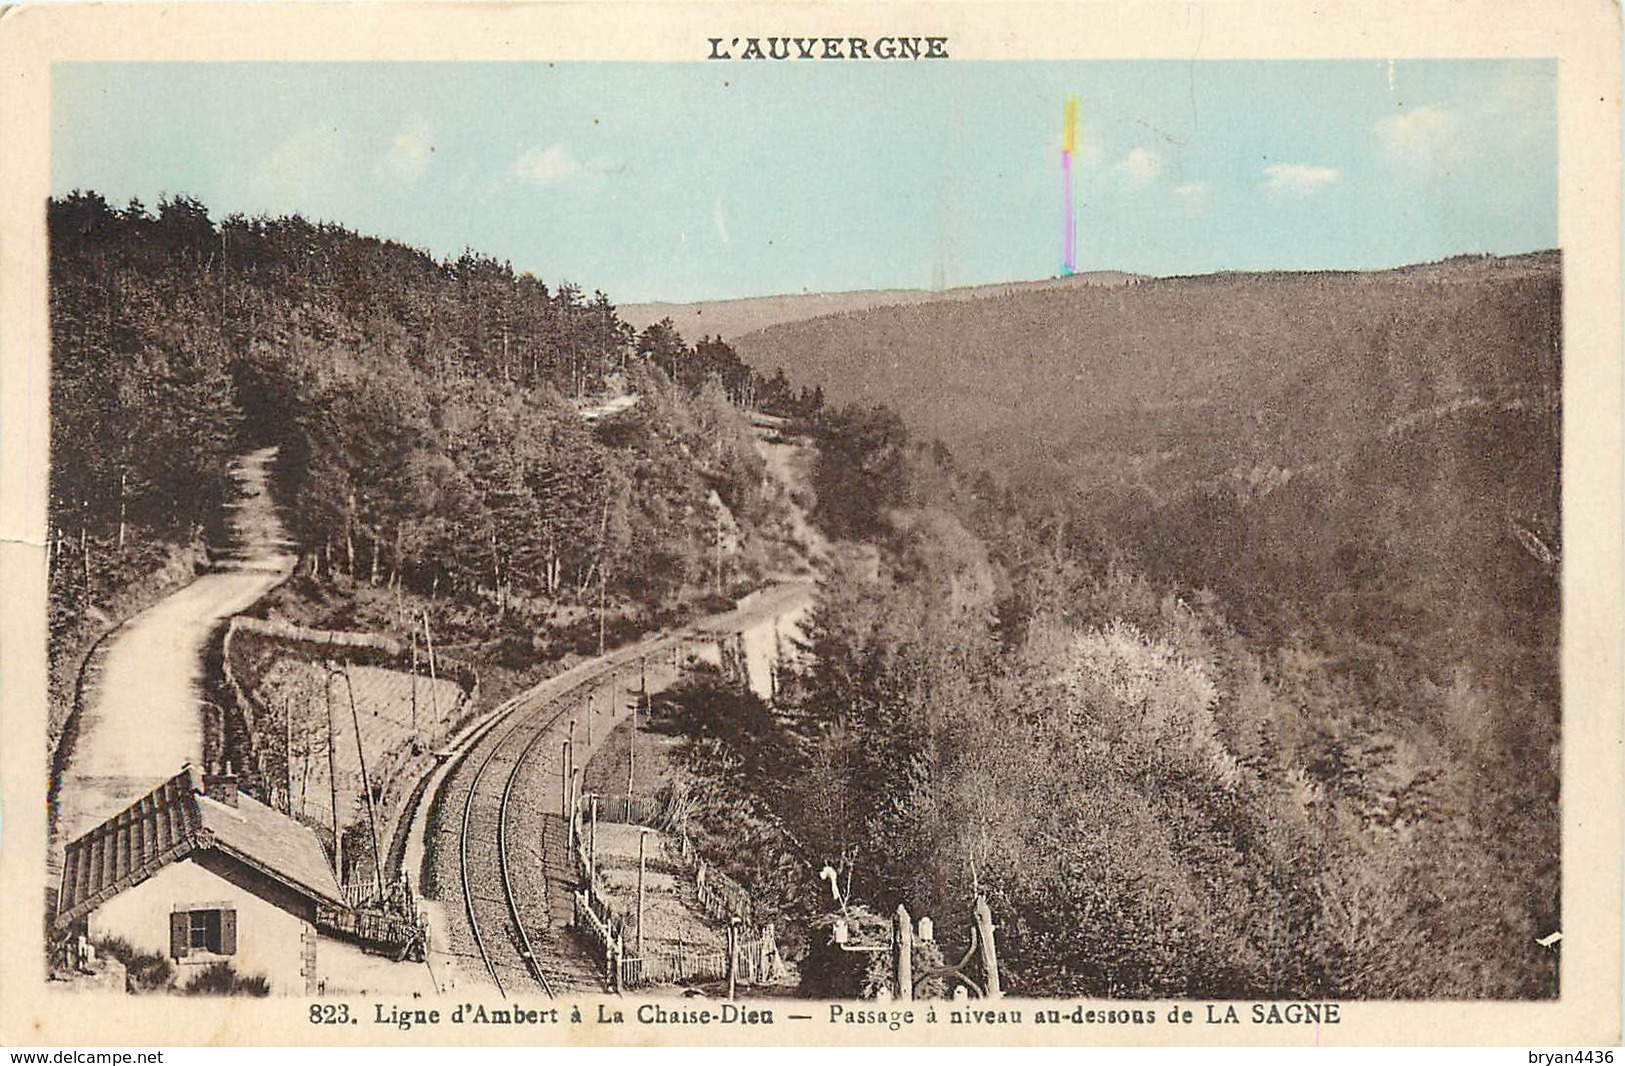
left=589, top=793, right=599, bottom=882
left=571, top=768, right=582, bottom=852
left=628, top=680, right=637, bottom=795
left=894, top=904, right=913, bottom=1001
left=610, top=934, right=622, bottom=994
left=975, top=895, right=1001, bottom=999
left=726, top=919, right=739, bottom=1001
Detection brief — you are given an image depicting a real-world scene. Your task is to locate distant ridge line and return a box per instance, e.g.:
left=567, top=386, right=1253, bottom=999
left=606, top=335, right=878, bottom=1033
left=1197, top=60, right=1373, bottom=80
left=620, top=270, right=1147, bottom=339
left=621, top=250, right=1558, bottom=341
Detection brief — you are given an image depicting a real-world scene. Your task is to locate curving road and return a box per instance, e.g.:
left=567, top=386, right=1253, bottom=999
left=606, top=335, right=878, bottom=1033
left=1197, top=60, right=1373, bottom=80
left=52, top=447, right=297, bottom=851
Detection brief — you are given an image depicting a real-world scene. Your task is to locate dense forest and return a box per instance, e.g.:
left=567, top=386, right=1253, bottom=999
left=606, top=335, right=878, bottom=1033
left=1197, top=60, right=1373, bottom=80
left=667, top=394, right=1558, bottom=1000
left=46, top=192, right=812, bottom=737
left=665, top=262, right=1562, bottom=1000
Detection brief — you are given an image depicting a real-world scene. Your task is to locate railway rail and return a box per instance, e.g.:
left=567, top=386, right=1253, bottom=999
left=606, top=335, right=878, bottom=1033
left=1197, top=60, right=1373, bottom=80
left=457, top=703, right=567, bottom=997
left=451, top=659, right=633, bottom=997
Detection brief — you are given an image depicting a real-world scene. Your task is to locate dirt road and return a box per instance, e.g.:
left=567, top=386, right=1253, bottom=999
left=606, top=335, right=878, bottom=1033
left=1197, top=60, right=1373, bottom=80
left=53, top=447, right=297, bottom=849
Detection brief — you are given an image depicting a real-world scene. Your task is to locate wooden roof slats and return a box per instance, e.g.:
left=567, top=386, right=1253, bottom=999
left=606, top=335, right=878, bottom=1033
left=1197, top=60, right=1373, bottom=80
left=112, top=820, right=127, bottom=884
left=135, top=793, right=153, bottom=858
left=98, top=833, right=112, bottom=897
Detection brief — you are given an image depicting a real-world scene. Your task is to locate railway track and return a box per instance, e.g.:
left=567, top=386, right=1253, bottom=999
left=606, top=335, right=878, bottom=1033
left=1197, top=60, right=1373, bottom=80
left=436, top=581, right=815, bottom=998
left=457, top=704, right=565, bottom=997
left=452, top=671, right=615, bottom=997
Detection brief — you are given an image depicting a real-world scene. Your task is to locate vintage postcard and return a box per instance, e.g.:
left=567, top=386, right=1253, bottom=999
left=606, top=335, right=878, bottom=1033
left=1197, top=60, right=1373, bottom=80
left=0, top=0, right=1619, bottom=1050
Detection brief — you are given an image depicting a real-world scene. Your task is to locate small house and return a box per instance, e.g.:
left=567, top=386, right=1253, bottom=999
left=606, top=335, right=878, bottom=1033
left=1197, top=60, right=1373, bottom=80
left=56, top=764, right=349, bottom=995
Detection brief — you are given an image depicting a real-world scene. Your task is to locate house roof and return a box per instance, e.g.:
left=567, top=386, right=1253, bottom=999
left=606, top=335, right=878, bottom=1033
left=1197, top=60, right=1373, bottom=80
left=56, top=765, right=345, bottom=929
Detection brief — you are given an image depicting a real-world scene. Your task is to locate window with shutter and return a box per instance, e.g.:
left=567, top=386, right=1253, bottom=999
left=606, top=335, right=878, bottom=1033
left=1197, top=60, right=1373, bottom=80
left=189, top=909, right=221, bottom=952
left=172, top=907, right=233, bottom=955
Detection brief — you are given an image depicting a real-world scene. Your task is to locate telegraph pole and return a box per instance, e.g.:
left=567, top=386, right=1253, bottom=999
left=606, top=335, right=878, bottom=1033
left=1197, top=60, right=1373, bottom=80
left=283, top=694, right=292, bottom=814
left=572, top=767, right=583, bottom=851
left=337, top=667, right=385, bottom=900
left=636, top=828, right=650, bottom=958
left=565, top=729, right=577, bottom=848
left=627, top=680, right=637, bottom=797
left=323, top=674, right=343, bottom=887
left=422, top=610, right=440, bottom=725
left=560, top=740, right=571, bottom=819
left=597, top=494, right=611, bottom=656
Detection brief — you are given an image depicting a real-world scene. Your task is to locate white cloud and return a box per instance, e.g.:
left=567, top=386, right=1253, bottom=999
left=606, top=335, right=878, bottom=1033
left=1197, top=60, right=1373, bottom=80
left=491, top=142, right=622, bottom=198
left=1261, top=163, right=1339, bottom=197
left=511, top=142, right=582, bottom=186
left=1173, top=181, right=1210, bottom=216
left=1115, top=147, right=1163, bottom=189
left=1374, top=104, right=1459, bottom=179
left=1077, top=127, right=1109, bottom=171
left=382, top=121, right=434, bottom=184
left=253, top=125, right=346, bottom=205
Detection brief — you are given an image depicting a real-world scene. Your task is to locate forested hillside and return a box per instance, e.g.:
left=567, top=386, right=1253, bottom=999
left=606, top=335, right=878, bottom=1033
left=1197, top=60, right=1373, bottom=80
left=735, top=255, right=1561, bottom=761
left=738, top=255, right=1557, bottom=496
left=47, top=192, right=791, bottom=733
left=669, top=256, right=1562, bottom=999
left=47, top=191, right=1560, bottom=999
left=665, top=396, right=1558, bottom=1000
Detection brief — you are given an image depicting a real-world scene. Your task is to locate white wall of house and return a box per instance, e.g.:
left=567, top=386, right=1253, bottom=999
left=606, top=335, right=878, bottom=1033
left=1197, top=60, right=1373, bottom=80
left=87, top=857, right=312, bottom=995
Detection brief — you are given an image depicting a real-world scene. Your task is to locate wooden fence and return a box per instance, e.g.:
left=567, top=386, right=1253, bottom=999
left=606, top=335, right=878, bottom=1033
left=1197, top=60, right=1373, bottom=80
left=315, top=904, right=427, bottom=962
left=574, top=793, right=754, bottom=925
left=575, top=884, right=778, bottom=990
left=227, top=616, right=481, bottom=692
left=617, top=927, right=778, bottom=989
left=318, top=871, right=427, bottom=961
left=588, top=793, right=671, bottom=828
left=231, top=616, right=401, bottom=654
left=568, top=792, right=778, bottom=989
left=339, top=869, right=417, bottom=912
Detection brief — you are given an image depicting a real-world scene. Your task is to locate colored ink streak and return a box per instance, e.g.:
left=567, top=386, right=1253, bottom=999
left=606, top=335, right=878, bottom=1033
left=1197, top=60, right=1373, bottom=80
left=1062, top=150, right=1074, bottom=275
left=1062, top=95, right=1079, bottom=275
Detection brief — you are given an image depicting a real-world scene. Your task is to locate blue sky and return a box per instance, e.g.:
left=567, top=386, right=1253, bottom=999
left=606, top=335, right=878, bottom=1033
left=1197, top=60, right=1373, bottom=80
left=52, top=60, right=1555, bottom=303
